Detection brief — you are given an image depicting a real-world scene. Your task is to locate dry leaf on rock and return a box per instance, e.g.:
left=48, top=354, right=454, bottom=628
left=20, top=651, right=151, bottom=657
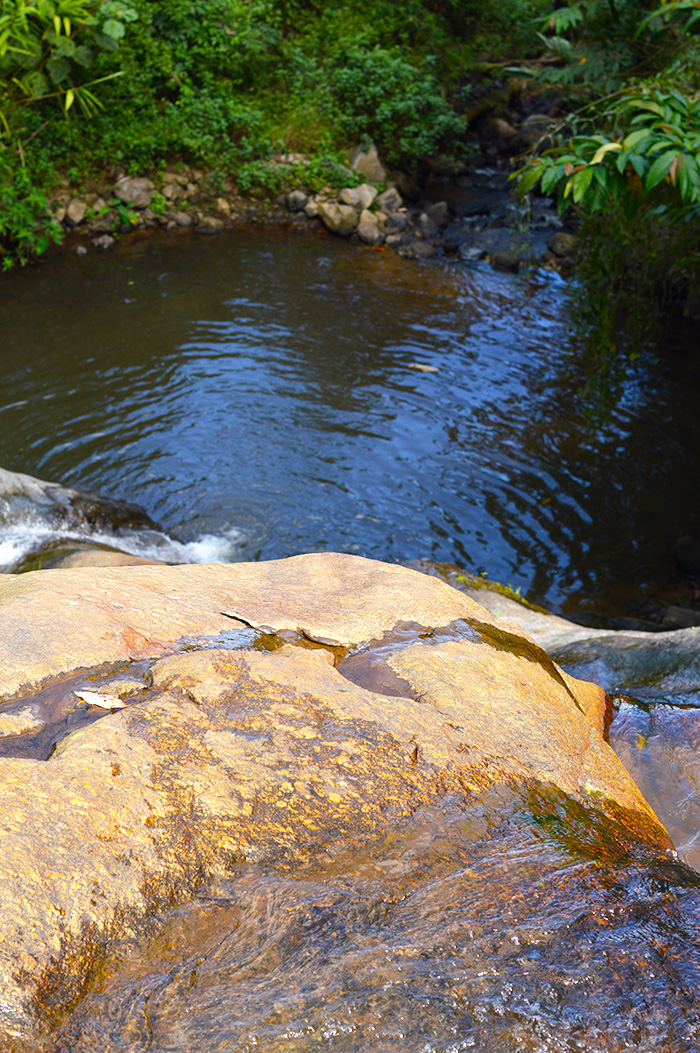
left=73, top=690, right=125, bottom=710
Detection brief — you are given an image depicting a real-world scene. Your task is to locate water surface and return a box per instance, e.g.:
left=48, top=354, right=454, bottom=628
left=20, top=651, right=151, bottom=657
left=2, top=226, right=699, bottom=618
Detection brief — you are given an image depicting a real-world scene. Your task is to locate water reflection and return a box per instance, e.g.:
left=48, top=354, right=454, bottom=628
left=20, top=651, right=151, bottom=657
left=1, top=227, right=698, bottom=617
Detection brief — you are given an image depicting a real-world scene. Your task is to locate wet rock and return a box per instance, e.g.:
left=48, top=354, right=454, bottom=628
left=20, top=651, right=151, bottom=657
left=426, top=200, right=449, bottom=227
left=385, top=233, right=403, bottom=247
left=460, top=244, right=487, bottom=262
left=75, top=245, right=88, bottom=256
left=548, top=231, right=578, bottom=258
left=92, top=234, right=115, bottom=250
left=287, top=189, right=308, bottom=212
left=490, top=250, right=520, bottom=273
left=661, top=606, right=700, bottom=630
left=378, top=187, right=403, bottom=212
left=66, top=198, right=88, bottom=226
left=0, top=553, right=669, bottom=1038
left=171, top=210, right=193, bottom=228
left=318, top=201, right=358, bottom=236
left=0, top=704, right=44, bottom=737
left=357, top=221, right=385, bottom=246
left=402, top=240, right=437, bottom=260
left=0, top=466, right=166, bottom=572
left=196, top=215, right=225, bottom=234
left=339, top=184, right=377, bottom=211
left=385, top=211, right=410, bottom=234
left=351, top=142, right=387, bottom=184
left=304, top=198, right=319, bottom=218
left=113, top=176, right=153, bottom=209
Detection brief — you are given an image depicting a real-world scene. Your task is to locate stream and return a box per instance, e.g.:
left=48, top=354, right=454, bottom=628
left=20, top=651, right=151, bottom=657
left=2, top=225, right=700, bottom=621
left=3, top=227, right=700, bottom=1051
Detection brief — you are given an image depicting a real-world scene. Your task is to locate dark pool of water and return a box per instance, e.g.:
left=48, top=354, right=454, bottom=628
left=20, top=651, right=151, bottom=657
left=2, top=226, right=700, bottom=618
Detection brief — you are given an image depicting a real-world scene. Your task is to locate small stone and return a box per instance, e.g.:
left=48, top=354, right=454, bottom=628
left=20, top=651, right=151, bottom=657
left=385, top=234, right=403, bottom=247
left=357, top=222, right=385, bottom=246
left=358, top=209, right=378, bottom=228
left=113, top=177, right=153, bottom=209
left=172, top=211, right=193, bottom=228
left=75, top=244, right=88, bottom=256
left=0, top=705, right=44, bottom=738
left=416, top=213, right=438, bottom=240
left=318, top=201, right=358, bottom=236
left=92, top=234, right=115, bottom=250
left=351, top=142, right=387, bottom=184
left=460, top=245, right=486, bottom=262
left=66, top=199, right=88, bottom=226
left=196, top=215, right=225, bottom=234
left=304, top=199, right=319, bottom=218
left=287, top=189, right=308, bottom=212
left=547, top=232, right=577, bottom=257
left=378, top=187, right=403, bottom=213
left=162, top=183, right=182, bottom=203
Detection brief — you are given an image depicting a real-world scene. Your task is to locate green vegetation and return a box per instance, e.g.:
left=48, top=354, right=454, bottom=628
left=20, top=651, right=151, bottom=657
left=0, top=0, right=549, bottom=265
left=514, top=0, right=700, bottom=395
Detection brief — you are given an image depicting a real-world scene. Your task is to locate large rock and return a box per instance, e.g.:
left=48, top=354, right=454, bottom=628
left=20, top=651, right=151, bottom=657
left=0, top=554, right=670, bottom=1042
left=317, top=201, right=358, bottom=236
left=113, top=176, right=153, bottom=209
left=351, top=142, right=387, bottom=184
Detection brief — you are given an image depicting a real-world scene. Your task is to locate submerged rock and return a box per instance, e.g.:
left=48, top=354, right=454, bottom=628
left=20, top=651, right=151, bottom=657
left=0, top=553, right=670, bottom=1042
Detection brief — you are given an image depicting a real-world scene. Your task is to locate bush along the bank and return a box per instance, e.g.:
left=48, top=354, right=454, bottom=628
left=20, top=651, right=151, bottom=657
left=513, top=0, right=700, bottom=395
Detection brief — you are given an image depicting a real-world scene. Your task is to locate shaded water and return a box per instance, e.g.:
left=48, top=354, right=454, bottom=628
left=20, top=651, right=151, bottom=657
left=2, top=226, right=700, bottom=618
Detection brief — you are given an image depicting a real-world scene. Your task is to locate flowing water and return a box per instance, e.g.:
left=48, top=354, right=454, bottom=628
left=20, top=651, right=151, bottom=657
left=2, top=226, right=700, bottom=619
left=4, top=227, right=700, bottom=1050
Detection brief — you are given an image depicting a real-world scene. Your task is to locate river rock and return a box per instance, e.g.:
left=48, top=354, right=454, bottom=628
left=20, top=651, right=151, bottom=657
left=357, top=221, right=385, bottom=246
left=547, top=231, right=577, bottom=257
left=378, top=187, right=403, bottom=212
left=66, top=198, right=87, bottom=226
left=426, top=200, right=449, bottom=227
left=0, top=704, right=44, bottom=737
left=0, top=554, right=672, bottom=1040
left=287, top=189, right=308, bottom=212
left=113, top=177, right=153, bottom=209
left=416, top=212, right=438, bottom=240
left=339, top=183, right=377, bottom=210
left=351, top=142, right=387, bottom=184
left=385, top=211, right=410, bottom=234
left=318, top=201, right=358, bottom=236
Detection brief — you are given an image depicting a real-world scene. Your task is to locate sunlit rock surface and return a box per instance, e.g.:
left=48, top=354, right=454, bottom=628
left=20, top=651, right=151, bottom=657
left=0, top=554, right=674, bottom=1045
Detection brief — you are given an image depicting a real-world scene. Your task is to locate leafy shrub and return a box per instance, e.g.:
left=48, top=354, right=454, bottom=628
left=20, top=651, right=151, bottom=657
left=0, top=147, right=61, bottom=268
left=330, top=45, right=465, bottom=167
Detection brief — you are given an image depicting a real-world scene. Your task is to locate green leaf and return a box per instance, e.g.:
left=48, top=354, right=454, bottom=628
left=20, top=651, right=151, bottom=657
left=572, top=165, right=593, bottom=204
left=623, top=129, right=651, bottom=151
left=46, top=55, right=70, bottom=84
left=645, top=149, right=681, bottom=191
left=517, top=165, right=543, bottom=197
left=541, top=165, right=563, bottom=195
left=102, top=18, right=125, bottom=40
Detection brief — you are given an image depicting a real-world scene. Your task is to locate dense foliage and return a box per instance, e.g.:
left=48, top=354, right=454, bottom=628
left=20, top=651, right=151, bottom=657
left=515, top=0, right=700, bottom=389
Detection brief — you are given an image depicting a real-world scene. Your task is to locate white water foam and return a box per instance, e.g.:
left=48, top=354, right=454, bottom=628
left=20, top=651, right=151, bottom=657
left=0, top=523, right=245, bottom=572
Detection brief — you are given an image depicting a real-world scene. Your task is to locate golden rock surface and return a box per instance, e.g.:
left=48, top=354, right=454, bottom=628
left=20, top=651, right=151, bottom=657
left=0, top=554, right=670, bottom=1044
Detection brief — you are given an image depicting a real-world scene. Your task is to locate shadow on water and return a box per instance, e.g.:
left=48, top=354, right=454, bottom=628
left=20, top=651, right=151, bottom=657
left=1, top=227, right=699, bottom=618
left=48, top=788, right=700, bottom=1053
